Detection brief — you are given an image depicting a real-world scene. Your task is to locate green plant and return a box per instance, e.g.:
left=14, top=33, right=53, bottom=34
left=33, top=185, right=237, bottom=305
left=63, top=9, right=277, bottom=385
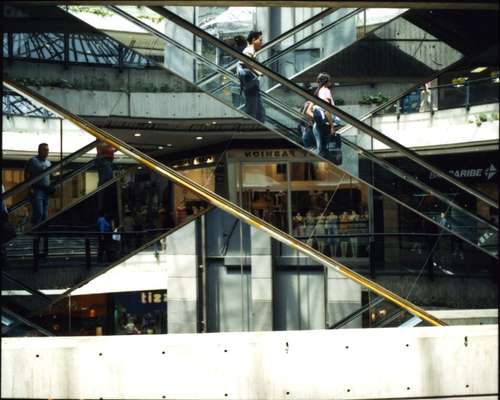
left=479, top=113, right=488, bottom=122
left=491, top=112, right=499, bottom=121
left=358, top=92, right=389, bottom=105
left=334, top=97, right=345, bottom=106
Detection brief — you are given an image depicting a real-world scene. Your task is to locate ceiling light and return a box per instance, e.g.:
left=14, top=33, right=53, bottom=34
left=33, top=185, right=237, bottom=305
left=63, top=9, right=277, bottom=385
left=147, top=120, right=152, bottom=124
left=158, top=146, right=164, bottom=150
left=137, top=166, right=142, bottom=170
left=166, top=144, right=173, bottom=147
left=134, top=133, right=141, bottom=137
left=196, top=136, right=203, bottom=140
left=471, top=67, right=487, bottom=73
left=212, top=121, right=217, bottom=125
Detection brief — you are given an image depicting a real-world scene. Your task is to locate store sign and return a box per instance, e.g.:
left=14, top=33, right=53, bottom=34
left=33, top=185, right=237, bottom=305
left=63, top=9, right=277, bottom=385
left=229, top=149, right=315, bottom=161
left=429, top=163, right=497, bottom=181
left=140, top=291, right=167, bottom=304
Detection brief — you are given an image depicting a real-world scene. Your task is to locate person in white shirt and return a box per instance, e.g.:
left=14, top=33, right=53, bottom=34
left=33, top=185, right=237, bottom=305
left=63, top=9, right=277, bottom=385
left=237, top=30, right=265, bottom=122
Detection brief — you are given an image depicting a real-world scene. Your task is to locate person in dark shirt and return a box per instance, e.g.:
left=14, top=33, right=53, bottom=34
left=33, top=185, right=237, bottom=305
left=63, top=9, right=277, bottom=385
left=25, top=143, right=52, bottom=226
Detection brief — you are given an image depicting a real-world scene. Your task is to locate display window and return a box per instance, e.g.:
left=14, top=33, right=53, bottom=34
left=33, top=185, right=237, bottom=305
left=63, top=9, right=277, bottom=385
left=234, top=158, right=371, bottom=259
left=173, top=168, right=214, bottom=224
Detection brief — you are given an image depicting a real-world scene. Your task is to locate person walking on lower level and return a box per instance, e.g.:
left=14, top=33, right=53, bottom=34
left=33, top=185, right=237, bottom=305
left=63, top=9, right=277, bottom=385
left=25, top=143, right=52, bottom=226
left=97, top=210, right=113, bottom=263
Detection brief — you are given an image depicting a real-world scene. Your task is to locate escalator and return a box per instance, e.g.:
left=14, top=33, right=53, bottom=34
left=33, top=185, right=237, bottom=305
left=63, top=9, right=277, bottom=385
left=53, top=4, right=498, bottom=260
left=1, top=4, right=494, bottom=314
left=2, top=78, right=448, bottom=335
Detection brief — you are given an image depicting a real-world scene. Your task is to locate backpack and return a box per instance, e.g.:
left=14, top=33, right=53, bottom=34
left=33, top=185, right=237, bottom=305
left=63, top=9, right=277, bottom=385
left=236, top=62, right=259, bottom=93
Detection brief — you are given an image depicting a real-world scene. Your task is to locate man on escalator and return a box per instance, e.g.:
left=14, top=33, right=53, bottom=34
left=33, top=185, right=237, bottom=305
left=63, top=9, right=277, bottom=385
left=25, top=143, right=53, bottom=226
left=237, top=30, right=266, bottom=122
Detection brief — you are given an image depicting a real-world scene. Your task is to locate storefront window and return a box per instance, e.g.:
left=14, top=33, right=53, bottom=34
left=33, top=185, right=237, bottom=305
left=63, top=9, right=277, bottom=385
left=239, top=163, right=289, bottom=232
left=289, top=161, right=369, bottom=258
left=234, top=157, right=371, bottom=260
left=174, top=167, right=214, bottom=224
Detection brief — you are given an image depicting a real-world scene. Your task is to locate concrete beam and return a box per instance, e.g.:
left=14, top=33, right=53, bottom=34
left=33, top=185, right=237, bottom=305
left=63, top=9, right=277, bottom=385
left=1, top=325, right=497, bottom=399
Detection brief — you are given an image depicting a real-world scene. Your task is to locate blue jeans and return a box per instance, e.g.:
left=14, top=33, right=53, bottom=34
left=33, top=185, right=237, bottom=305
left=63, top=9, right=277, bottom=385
left=300, top=124, right=315, bottom=149
left=96, top=157, right=114, bottom=186
left=244, top=88, right=265, bottom=123
left=313, top=123, right=329, bottom=156
left=31, top=188, right=48, bottom=226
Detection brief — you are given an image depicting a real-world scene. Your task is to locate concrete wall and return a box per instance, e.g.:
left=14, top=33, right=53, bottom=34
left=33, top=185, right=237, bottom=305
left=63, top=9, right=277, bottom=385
left=1, top=325, right=497, bottom=399
left=6, top=86, right=240, bottom=120
left=4, top=61, right=196, bottom=93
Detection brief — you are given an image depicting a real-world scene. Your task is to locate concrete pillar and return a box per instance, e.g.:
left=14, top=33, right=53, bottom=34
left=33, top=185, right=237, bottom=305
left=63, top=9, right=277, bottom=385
left=250, top=227, right=273, bottom=331
left=166, top=221, right=198, bottom=333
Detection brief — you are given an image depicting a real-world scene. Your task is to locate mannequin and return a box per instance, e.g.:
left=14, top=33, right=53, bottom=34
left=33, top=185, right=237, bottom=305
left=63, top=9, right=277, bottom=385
left=293, top=212, right=305, bottom=237
left=305, top=211, right=315, bottom=248
left=339, top=211, right=349, bottom=257
left=349, top=210, right=359, bottom=258
left=316, top=215, right=326, bottom=253
left=325, top=212, right=338, bottom=257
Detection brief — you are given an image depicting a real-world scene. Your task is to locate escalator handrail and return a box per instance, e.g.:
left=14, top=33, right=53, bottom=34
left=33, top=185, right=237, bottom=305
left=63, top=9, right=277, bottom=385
left=262, top=8, right=363, bottom=67
left=1, top=272, right=53, bottom=303
left=7, top=159, right=96, bottom=214
left=3, top=78, right=446, bottom=327
left=1, top=139, right=98, bottom=202
left=328, top=296, right=385, bottom=329
left=150, top=5, right=498, bottom=211
left=2, top=306, right=54, bottom=337
left=2, top=167, right=127, bottom=249
left=50, top=206, right=215, bottom=304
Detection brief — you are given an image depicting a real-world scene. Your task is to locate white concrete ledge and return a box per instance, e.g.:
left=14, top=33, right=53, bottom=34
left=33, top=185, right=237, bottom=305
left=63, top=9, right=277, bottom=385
left=2, top=325, right=497, bottom=399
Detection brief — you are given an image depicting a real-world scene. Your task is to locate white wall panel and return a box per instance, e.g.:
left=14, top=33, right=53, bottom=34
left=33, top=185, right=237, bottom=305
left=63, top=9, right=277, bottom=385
left=1, top=325, right=497, bottom=400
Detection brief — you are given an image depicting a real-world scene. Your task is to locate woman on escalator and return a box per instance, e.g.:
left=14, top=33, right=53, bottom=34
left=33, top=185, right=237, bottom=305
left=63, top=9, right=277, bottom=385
left=307, top=73, right=339, bottom=157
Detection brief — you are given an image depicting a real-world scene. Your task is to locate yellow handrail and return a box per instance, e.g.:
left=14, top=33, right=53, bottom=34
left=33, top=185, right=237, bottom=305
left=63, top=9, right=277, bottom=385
left=3, top=78, right=446, bottom=327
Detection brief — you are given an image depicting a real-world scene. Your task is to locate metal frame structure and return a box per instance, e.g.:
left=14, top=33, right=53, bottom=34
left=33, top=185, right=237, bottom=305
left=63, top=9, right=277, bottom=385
left=3, top=31, right=152, bottom=67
